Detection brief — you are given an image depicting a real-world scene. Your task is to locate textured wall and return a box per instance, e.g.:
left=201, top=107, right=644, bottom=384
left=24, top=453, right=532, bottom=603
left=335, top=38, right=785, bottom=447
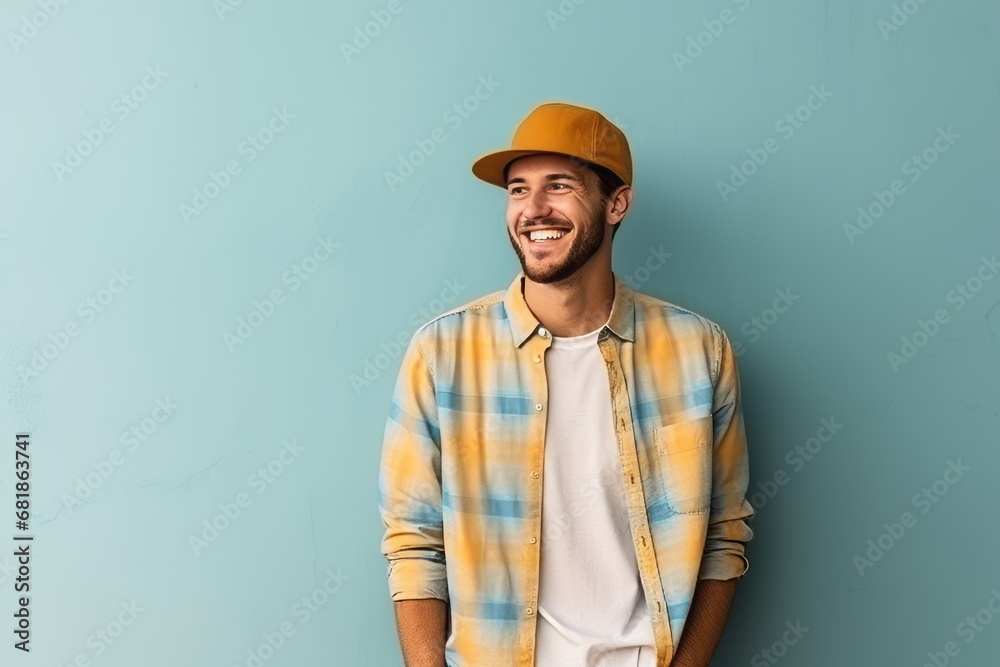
left=1, top=0, right=998, bottom=665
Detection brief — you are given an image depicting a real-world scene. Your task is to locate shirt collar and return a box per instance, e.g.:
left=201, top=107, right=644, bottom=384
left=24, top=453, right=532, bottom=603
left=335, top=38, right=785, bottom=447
left=502, top=270, right=636, bottom=348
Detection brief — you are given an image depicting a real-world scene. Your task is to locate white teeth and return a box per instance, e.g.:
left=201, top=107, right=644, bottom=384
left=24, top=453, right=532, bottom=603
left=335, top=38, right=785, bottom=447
left=529, top=229, right=566, bottom=241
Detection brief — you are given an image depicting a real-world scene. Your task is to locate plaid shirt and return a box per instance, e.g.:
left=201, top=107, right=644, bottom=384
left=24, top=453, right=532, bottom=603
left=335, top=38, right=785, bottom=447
left=378, top=270, right=755, bottom=667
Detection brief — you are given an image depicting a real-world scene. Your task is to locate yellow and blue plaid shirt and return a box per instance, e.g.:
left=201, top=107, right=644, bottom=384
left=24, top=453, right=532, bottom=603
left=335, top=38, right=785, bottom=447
left=378, top=270, right=755, bottom=667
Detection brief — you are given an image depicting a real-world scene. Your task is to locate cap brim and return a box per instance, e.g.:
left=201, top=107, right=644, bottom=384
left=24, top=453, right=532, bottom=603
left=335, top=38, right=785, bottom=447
left=471, top=149, right=579, bottom=189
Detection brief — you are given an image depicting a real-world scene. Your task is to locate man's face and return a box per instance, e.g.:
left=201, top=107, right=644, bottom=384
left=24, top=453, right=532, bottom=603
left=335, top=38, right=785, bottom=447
left=505, top=153, right=610, bottom=284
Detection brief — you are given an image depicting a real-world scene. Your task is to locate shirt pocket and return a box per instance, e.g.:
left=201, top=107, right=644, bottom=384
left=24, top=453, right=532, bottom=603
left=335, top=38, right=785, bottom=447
left=653, top=415, right=713, bottom=514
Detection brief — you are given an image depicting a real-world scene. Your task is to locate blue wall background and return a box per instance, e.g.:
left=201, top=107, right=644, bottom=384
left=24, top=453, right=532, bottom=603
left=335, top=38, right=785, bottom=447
left=1, top=0, right=998, bottom=665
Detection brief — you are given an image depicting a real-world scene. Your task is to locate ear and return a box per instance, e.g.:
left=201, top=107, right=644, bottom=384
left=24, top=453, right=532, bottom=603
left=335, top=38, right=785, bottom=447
left=607, top=186, right=633, bottom=223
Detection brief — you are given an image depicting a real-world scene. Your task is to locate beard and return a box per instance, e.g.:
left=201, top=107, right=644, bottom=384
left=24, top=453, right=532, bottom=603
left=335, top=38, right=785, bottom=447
left=507, top=203, right=607, bottom=284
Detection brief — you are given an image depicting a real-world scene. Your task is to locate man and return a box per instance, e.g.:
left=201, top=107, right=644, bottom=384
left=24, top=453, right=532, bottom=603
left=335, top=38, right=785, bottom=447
left=378, top=102, right=755, bottom=667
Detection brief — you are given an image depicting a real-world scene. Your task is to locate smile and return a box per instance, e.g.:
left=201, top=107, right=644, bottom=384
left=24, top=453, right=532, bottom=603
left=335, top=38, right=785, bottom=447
left=523, top=228, right=570, bottom=243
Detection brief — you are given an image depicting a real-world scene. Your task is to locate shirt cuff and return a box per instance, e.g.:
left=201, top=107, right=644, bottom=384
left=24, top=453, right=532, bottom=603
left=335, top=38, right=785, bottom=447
left=698, top=550, right=750, bottom=581
left=387, top=557, right=450, bottom=602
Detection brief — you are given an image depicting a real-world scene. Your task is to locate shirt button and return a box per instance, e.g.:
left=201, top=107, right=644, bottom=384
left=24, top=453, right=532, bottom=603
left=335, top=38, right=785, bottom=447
left=531, top=470, right=539, bottom=479
left=526, top=607, right=534, bottom=615
left=534, top=403, right=543, bottom=412
left=538, top=327, right=549, bottom=338
left=533, top=354, right=542, bottom=363
left=529, top=537, right=537, bottom=544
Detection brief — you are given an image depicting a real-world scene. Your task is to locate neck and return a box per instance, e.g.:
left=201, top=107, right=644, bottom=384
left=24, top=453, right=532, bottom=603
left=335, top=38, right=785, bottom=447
left=522, top=264, right=615, bottom=338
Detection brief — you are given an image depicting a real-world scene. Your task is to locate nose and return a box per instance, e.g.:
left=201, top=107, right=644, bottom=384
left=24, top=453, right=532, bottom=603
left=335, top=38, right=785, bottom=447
left=521, top=187, right=553, bottom=222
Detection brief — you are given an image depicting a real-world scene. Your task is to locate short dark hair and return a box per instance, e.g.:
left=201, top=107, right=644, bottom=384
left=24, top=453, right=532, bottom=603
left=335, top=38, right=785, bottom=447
left=586, top=162, right=628, bottom=239
left=502, top=156, right=628, bottom=238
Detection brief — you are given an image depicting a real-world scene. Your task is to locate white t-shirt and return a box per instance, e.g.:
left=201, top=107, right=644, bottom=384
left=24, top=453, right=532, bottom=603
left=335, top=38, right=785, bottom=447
left=534, top=324, right=657, bottom=666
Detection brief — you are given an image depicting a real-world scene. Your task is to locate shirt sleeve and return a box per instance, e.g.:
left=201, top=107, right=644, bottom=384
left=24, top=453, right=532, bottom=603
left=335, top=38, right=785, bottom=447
left=377, top=332, right=449, bottom=602
left=698, top=325, right=755, bottom=581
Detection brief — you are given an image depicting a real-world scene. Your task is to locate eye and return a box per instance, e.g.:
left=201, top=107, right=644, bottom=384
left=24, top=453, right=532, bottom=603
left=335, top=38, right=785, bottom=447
left=551, top=183, right=568, bottom=189
left=509, top=186, right=525, bottom=195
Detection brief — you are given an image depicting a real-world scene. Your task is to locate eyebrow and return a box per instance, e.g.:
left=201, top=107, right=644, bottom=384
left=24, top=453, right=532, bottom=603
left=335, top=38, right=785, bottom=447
left=506, top=173, right=583, bottom=187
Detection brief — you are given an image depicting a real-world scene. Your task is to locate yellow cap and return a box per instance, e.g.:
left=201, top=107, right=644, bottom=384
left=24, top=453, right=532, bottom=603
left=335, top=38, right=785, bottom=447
left=471, top=102, right=632, bottom=189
